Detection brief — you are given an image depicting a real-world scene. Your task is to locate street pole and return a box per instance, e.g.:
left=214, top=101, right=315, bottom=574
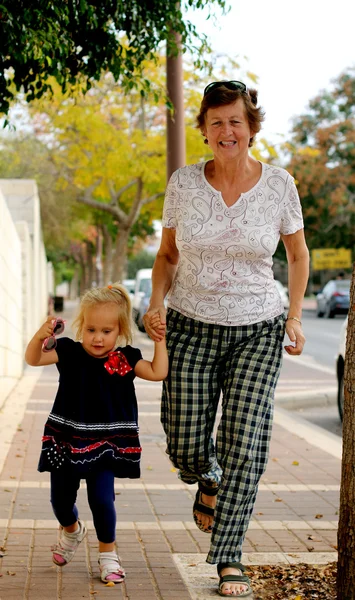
left=166, top=31, right=186, bottom=182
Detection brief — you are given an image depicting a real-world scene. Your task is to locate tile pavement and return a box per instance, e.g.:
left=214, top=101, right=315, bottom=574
left=0, top=301, right=340, bottom=599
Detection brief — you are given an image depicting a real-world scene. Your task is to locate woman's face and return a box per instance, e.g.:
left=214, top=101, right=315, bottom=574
left=202, top=98, right=254, bottom=161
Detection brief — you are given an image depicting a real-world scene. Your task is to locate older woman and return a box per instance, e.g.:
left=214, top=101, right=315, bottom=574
left=143, top=81, right=309, bottom=597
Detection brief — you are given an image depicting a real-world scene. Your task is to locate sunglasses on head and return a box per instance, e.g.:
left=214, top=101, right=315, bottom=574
left=42, top=318, right=65, bottom=353
left=203, top=80, right=247, bottom=97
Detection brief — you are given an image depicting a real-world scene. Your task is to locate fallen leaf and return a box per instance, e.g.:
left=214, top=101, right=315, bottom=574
left=146, top=466, right=153, bottom=470
left=170, top=467, right=177, bottom=472
left=274, top=498, right=283, bottom=502
left=7, top=571, right=16, bottom=576
left=105, top=581, right=115, bottom=587
left=15, top=454, right=23, bottom=458
left=315, top=514, right=323, bottom=519
left=9, top=476, right=16, bottom=480
left=292, top=461, right=299, bottom=466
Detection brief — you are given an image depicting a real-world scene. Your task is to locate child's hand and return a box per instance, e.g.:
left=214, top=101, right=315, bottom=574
left=143, top=306, right=166, bottom=342
left=36, top=317, right=57, bottom=341
left=149, top=312, right=166, bottom=335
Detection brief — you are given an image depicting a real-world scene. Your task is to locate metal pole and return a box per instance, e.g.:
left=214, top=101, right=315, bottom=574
left=166, top=31, right=186, bottom=182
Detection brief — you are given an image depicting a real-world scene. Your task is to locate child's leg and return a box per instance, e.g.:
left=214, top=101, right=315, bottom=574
left=86, top=470, right=124, bottom=583
left=50, top=470, right=80, bottom=527
left=50, top=471, right=87, bottom=566
left=86, top=469, right=116, bottom=547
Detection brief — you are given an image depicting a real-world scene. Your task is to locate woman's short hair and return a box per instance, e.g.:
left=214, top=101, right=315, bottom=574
left=196, top=85, right=265, bottom=147
left=72, top=283, right=132, bottom=345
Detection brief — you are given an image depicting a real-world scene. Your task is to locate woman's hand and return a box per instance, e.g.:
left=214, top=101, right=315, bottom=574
left=284, top=320, right=306, bottom=355
left=143, top=306, right=167, bottom=342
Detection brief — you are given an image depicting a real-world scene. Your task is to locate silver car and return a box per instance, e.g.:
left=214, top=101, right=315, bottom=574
left=316, top=279, right=350, bottom=318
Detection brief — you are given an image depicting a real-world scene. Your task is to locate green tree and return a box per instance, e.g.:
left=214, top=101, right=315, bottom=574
left=284, top=68, right=355, bottom=255
left=0, top=0, right=229, bottom=117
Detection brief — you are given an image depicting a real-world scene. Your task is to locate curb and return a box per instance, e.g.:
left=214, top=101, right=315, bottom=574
left=275, top=389, right=337, bottom=410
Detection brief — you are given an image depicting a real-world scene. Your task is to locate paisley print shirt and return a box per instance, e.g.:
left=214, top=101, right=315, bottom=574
left=162, top=161, right=304, bottom=326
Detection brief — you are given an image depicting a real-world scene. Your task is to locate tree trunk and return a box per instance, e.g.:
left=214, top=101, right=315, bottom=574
left=102, top=224, right=113, bottom=284
left=111, top=228, right=130, bottom=283
left=337, top=261, right=355, bottom=599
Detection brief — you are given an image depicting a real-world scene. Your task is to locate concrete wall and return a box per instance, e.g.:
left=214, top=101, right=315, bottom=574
left=0, top=179, right=52, bottom=408
left=0, top=189, right=23, bottom=405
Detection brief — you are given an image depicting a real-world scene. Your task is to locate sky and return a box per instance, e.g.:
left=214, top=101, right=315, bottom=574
left=188, top=0, right=355, bottom=149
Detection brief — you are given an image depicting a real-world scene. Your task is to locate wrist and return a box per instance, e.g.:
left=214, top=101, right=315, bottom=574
left=286, top=315, right=302, bottom=325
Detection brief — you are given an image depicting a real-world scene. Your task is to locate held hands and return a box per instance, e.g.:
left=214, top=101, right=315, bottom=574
left=284, top=320, right=305, bottom=355
left=142, top=306, right=166, bottom=342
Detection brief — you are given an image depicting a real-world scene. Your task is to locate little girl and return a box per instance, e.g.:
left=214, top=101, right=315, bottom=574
left=25, top=283, right=168, bottom=584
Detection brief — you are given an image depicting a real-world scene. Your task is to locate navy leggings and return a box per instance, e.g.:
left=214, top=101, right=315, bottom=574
left=50, top=469, right=116, bottom=544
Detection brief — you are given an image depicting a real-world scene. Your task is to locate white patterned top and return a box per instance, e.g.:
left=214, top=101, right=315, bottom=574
left=162, top=161, right=304, bottom=326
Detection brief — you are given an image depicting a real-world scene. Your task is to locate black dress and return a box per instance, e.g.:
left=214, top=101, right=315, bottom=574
left=38, top=337, right=142, bottom=478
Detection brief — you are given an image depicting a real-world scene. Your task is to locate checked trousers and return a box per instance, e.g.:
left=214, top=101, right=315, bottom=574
left=161, top=309, right=285, bottom=564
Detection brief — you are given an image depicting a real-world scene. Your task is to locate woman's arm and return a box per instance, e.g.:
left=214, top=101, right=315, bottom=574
left=282, top=229, right=310, bottom=355
left=25, top=317, right=59, bottom=366
left=134, top=339, right=169, bottom=381
left=143, top=227, right=179, bottom=341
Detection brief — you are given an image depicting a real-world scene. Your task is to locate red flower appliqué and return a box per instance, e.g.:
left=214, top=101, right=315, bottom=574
left=104, top=351, right=133, bottom=375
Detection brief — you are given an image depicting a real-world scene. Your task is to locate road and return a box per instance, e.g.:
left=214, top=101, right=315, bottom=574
left=134, top=310, right=347, bottom=439
left=281, top=309, right=346, bottom=438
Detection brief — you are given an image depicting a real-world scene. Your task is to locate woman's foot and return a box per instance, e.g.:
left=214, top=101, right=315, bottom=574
left=194, top=492, right=217, bottom=531
left=52, top=520, right=87, bottom=566
left=193, top=483, right=219, bottom=533
left=217, top=562, right=252, bottom=597
left=98, top=551, right=125, bottom=583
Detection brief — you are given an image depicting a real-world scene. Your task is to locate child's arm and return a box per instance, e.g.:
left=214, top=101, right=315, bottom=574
left=134, top=338, right=168, bottom=381
left=25, top=317, right=59, bottom=366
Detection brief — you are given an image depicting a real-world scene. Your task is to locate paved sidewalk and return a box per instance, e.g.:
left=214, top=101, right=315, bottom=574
left=0, top=300, right=340, bottom=599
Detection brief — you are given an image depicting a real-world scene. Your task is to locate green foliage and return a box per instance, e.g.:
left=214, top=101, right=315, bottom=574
left=0, top=0, right=229, bottom=116
left=126, top=250, right=156, bottom=279
left=285, top=67, right=355, bottom=255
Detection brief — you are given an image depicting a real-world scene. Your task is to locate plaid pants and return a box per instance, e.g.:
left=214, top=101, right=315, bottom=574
left=161, top=309, right=285, bottom=564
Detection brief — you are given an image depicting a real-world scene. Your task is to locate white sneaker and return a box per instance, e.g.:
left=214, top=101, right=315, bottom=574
left=52, top=520, right=87, bottom=566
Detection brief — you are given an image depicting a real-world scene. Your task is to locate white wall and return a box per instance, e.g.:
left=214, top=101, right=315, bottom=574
left=0, top=189, right=23, bottom=407
left=0, top=179, right=51, bottom=408
left=0, top=179, right=48, bottom=336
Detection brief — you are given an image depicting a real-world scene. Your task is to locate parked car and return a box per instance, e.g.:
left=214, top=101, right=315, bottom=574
left=336, top=316, right=348, bottom=421
left=316, top=279, right=350, bottom=318
left=132, top=269, right=152, bottom=331
left=274, top=280, right=289, bottom=309
left=122, top=278, right=135, bottom=302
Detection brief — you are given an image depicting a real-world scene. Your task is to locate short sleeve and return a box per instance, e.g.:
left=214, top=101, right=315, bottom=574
left=55, top=337, right=77, bottom=373
left=119, top=346, right=143, bottom=369
left=280, top=175, right=304, bottom=235
left=161, top=170, right=179, bottom=229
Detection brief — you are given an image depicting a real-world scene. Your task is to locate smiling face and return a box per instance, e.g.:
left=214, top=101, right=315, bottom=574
left=81, top=302, right=120, bottom=358
left=202, top=99, right=254, bottom=162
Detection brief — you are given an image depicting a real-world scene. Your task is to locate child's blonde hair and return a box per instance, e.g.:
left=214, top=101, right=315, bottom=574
left=72, top=283, right=133, bottom=345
